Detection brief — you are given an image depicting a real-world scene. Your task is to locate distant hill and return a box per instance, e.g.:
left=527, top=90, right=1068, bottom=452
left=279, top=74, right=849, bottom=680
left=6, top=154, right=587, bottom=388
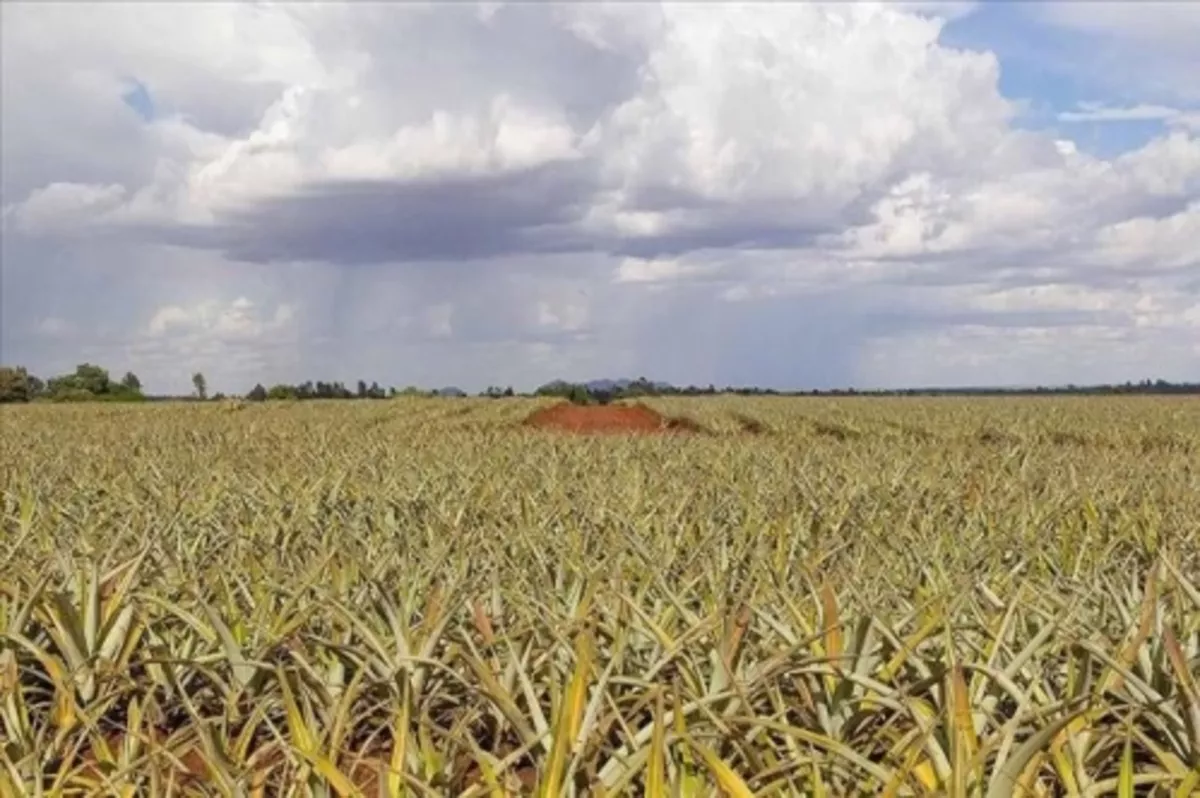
left=435, top=386, right=466, bottom=397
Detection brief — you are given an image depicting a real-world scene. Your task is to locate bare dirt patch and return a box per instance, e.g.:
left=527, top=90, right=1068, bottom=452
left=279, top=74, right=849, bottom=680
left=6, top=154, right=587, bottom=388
left=523, top=402, right=704, bottom=435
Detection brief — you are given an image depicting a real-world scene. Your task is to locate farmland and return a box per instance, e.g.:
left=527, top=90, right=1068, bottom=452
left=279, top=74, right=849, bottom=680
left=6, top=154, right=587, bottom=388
left=1, top=396, right=1198, bottom=796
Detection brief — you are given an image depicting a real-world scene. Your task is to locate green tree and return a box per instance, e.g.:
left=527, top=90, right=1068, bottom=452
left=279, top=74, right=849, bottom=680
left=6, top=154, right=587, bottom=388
left=49, top=387, right=95, bottom=402
left=192, top=372, right=207, bottom=400
left=120, top=371, right=142, bottom=393
left=567, top=384, right=592, bottom=405
left=246, top=383, right=268, bottom=402
left=0, top=366, right=32, bottom=403
left=267, top=384, right=297, bottom=400
left=73, top=363, right=110, bottom=395
left=18, top=363, right=147, bottom=402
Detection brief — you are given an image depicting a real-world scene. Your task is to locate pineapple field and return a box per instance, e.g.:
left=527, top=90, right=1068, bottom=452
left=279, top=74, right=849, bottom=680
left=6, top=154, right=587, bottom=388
left=1, top=396, right=1198, bottom=796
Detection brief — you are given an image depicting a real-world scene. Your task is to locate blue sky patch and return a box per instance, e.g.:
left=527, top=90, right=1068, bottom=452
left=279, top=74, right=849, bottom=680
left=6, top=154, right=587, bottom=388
left=121, top=78, right=155, bottom=122
left=941, top=4, right=1171, bottom=157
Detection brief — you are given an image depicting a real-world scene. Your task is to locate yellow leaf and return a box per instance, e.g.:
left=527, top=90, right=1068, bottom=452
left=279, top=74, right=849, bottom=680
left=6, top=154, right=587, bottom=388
left=306, top=751, right=362, bottom=797
left=646, top=691, right=666, bottom=798
left=810, top=760, right=827, bottom=798
left=540, top=628, right=593, bottom=798
left=820, top=583, right=842, bottom=662
left=914, top=759, right=939, bottom=790
left=276, top=667, right=316, bottom=754
left=1174, top=769, right=1199, bottom=798
left=949, top=664, right=978, bottom=796
left=388, top=686, right=410, bottom=798
left=276, top=666, right=361, bottom=795
left=1118, top=736, right=1134, bottom=798
left=689, top=739, right=755, bottom=798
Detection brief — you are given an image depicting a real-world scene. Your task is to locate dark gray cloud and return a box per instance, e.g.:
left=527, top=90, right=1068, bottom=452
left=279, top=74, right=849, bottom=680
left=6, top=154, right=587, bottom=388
left=615, top=197, right=877, bottom=261
left=158, top=163, right=878, bottom=266
left=180, top=161, right=601, bottom=265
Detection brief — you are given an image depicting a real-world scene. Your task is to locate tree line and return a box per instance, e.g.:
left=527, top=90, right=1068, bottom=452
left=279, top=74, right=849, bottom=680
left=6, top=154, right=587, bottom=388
left=245, top=380, right=393, bottom=402
left=0, top=364, right=426, bottom=403
left=531, top=377, right=1200, bottom=403
left=0, top=363, right=475, bottom=404
left=0, top=364, right=148, bottom=403
left=1, top=362, right=1197, bottom=404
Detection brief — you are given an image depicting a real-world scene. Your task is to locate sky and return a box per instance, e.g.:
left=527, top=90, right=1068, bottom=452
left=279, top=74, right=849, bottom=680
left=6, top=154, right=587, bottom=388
left=2, top=1, right=1198, bottom=394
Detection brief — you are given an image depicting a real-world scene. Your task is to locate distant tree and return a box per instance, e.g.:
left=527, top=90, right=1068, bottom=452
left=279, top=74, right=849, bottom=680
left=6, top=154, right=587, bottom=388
left=267, top=384, right=297, bottom=400
left=356, top=379, right=368, bottom=399
left=45, top=375, right=69, bottom=397
left=534, top=380, right=574, bottom=399
left=50, top=387, right=96, bottom=402
left=367, top=381, right=385, bottom=399
left=567, top=384, right=592, bottom=405
left=0, top=366, right=32, bottom=403
left=482, top=385, right=516, bottom=399
left=27, top=363, right=150, bottom=401
left=41, top=364, right=108, bottom=398
left=120, top=371, right=142, bottom=393
left=192, top=372, right=208, bottom=400
left=74, top=363, right=111, bottom=395
left=247, top=383, right=268, bottom=402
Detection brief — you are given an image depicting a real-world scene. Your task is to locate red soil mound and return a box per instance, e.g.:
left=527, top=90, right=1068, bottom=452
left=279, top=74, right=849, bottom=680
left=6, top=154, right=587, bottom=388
left=524, top=402, right=699, bottom=434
